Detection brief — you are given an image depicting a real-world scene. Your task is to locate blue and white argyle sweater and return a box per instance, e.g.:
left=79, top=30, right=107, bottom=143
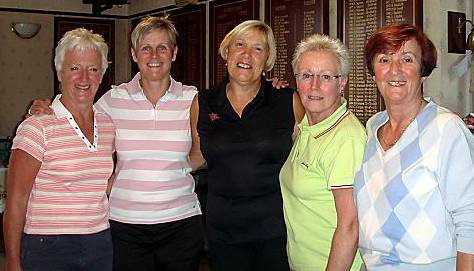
left=354, top=101, right=474, bottom=270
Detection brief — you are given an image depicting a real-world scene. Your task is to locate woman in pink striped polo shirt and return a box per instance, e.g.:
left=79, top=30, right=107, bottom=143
left=4, top=28, right=115, bottom=271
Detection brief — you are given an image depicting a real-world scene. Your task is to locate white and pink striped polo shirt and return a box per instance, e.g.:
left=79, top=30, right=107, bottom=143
left=12, top=97, right=115, bottom=235
left=95, top=73, right=201, bottom=224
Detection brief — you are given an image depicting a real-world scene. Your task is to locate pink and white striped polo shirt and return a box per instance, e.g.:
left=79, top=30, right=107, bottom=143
left=12, top=97, right=115, bottom=234
left=95, top=73, right=201, bottom=224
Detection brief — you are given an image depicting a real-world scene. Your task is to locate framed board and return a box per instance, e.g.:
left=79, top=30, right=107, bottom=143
left=266, top=0, right=329, bottom=88
left=338, top=0, right=423, bottom=123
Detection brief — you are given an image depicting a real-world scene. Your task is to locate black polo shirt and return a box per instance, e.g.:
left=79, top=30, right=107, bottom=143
left=197, top=76, right=295, bottom=243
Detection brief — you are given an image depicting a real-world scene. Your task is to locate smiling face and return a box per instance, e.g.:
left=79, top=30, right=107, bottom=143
left=57, top=49, right=102, bottom=107
left=372, top=38, right=425, bottom=106
left=224, top=28, right=268, bottom=86
left=131, top=28, right=176, bottom=84
left=295, top=50, right=347, bottom=125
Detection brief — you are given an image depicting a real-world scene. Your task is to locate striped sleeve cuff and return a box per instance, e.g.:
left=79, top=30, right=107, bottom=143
left=330, top=184, right=353, bottom=190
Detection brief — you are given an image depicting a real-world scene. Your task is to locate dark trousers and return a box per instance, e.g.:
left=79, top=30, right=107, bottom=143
left=110, top=215, right=204, bottom=271
left=209, top=236, right=289, bottom=271
left=21, top=229, right=113, bottom=271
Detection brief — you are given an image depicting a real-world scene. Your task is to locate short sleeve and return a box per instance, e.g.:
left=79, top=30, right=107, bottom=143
left=94, top=89, right=113, bottom=116
left=325, top=136, right=366, bottom=190
left=12, top=117, right=46, bottom=162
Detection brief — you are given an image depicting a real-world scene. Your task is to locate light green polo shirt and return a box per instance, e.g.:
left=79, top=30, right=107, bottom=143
left=279, top=99, right=366, bottom=271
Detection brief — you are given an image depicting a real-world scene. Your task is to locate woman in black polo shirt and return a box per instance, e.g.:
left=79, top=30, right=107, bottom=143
left=190, top=20, right=304, bottom=271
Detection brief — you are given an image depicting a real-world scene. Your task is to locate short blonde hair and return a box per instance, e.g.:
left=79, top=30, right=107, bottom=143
left=292, top=34, right=350, bottom=76
left=131, top=15, right=178, bottom=52
left=219, top=20, right=276, bottom=72
left=54, top=28, right=109, bottom=76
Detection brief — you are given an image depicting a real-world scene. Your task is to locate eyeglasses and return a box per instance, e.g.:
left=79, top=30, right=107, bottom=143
left=294, top=73, right=342, bottom=84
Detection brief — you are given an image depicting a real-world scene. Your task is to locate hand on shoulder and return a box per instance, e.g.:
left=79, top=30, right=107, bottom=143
left=267, top=77, right=289, bottom=89
left=27, top=99, right=53, bottom=117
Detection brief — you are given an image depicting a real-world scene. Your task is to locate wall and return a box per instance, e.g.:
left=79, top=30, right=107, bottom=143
left=291, top=0, right=474, bottom=116
left=0, top=12, right=53, bottom=137
left=0, top=11, right=133, bottom=138
left=0, top=0, right=472, bottom=138
left=128, top=0, right=175, bottom=15
left=423, top=0, right=473, bottom=116
left=0, top=0, right=129, bottom=16
left=325, top=0, right=473, bottom=116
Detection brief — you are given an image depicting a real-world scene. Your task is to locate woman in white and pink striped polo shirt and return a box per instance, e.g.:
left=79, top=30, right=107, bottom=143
left=4, top=28, right=115, bottom=271
left=26, top=16, right=204, bottom=271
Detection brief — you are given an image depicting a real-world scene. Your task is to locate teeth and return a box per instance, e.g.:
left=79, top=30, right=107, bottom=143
left=237, top=63, right=251, bottom=69
left=308, top=95, right=322, bottom=100
left=148, top=63, right=161, bottom=67
left=387, top=81, right=405, bottom=87
left=76, top=85, right=90, bottom=90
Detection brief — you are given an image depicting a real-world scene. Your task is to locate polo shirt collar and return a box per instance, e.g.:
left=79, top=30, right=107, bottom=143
left=52, top=94, right=97, bottom=117
left=51, top=94, right=98, bottom=151
left=126, top=72, right=182, bottom=101
left=299, top=97, right=349, bottom=136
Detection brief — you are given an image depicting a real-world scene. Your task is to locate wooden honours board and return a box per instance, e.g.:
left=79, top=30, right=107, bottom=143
left=170, top=5, right=206, bottom=91
left=338, top=0, right=422, bottom=123
left=266, top=0, right=329, bottom=88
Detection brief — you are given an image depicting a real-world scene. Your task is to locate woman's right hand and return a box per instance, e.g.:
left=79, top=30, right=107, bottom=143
left=28, top=99, right=53, bottom=116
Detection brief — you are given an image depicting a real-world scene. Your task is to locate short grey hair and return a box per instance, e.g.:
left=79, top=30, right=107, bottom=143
left=219, top=20, right=276, bottom=72
left=54, top=28, right=109, bottom=76
left=292, top=34, right=350, bottom=76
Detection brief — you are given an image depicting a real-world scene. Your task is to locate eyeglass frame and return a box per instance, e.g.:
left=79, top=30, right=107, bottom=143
left=294, top=73, right=343, bottom=84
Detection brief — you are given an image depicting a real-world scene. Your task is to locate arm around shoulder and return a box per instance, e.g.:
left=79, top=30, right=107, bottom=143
left=28, top=98, right=53, bottom=116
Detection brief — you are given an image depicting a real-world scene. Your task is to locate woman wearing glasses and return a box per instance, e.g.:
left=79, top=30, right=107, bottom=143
left=279, top=34, right=366, bottom=270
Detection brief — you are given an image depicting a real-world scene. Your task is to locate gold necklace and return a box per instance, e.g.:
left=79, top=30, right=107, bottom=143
left=379, top=99, right=424, bottom=149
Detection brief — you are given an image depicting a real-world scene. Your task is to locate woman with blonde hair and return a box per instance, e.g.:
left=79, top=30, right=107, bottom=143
left=191, top=20, right=304, bottom=271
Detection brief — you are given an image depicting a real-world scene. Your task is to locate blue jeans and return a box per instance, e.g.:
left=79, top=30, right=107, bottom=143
left=21, top=229, right=113, bottom=271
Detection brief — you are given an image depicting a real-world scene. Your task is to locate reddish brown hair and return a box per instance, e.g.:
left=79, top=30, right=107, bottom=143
left=365, top=24, right=437, bottom=77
